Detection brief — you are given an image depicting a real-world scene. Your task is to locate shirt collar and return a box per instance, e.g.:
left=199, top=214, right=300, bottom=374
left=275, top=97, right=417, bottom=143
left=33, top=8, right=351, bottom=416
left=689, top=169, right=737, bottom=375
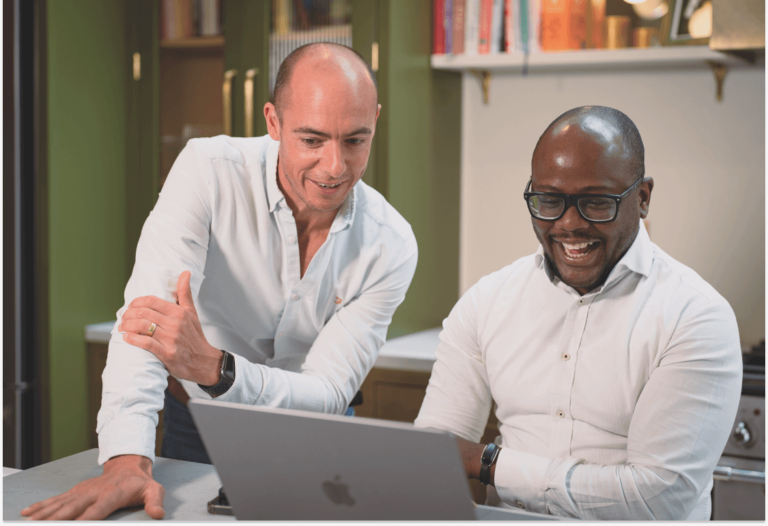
left=329, top=183, right=357, bottom=234
left=265, top=139, right=283, bottom=213
left=264, top=138, right=357, bottom=232
left=535, top=219, right=653, bottom=289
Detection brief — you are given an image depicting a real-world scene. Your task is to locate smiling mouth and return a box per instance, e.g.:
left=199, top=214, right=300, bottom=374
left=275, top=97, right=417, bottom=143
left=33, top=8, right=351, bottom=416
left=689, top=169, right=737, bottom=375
left=312, top=180, right=343, bottom=189
left=556, top=240, right=600, bottom=261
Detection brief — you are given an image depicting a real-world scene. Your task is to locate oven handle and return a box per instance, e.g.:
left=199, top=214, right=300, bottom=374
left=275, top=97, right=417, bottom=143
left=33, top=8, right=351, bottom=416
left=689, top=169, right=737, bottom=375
left=713, top=465, right=765, bottom=484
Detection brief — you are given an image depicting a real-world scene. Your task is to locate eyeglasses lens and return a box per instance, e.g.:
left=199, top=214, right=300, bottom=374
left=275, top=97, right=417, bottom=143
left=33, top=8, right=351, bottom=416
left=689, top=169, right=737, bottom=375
left=528, top=195, right=564, bottom=219
left=577, top=198, right=616, bottom=221
left=528, top=195, right=617, bottom=221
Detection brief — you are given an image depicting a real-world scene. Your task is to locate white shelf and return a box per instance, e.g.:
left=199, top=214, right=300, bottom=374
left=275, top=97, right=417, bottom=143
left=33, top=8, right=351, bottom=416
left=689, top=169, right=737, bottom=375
left=431, top=46, right=749, bottom=73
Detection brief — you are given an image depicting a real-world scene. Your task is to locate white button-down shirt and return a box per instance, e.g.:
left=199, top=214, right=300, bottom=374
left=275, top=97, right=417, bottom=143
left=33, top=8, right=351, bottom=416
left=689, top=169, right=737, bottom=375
left=414, top=222, right=741, bottom=520
left=97, top=135, right=418, bottom=465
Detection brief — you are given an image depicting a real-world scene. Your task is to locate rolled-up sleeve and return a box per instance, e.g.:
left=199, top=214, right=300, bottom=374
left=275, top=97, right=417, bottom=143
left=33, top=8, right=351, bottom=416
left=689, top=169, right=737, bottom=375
left=97, top=143, right=213, bottom=465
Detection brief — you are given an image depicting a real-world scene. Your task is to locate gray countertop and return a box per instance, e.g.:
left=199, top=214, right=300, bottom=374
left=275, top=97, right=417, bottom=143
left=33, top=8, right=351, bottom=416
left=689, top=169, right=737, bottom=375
left=4, top=449, right=556, bottom=521
left=3, top=449, right=232, bottom=521
left=86, top=323, right=442, bottom=373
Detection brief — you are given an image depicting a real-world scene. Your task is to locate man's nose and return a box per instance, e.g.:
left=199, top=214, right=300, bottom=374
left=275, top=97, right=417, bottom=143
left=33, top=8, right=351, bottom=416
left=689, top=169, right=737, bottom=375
left=321, top=141, right=346, bottom=178
left=555, top=203, right=590, bottom=231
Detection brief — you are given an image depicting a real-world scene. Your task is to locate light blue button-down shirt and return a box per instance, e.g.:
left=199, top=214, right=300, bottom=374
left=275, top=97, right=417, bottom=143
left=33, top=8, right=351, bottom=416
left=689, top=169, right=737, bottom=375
left=97, top=135, right=417, bottom=465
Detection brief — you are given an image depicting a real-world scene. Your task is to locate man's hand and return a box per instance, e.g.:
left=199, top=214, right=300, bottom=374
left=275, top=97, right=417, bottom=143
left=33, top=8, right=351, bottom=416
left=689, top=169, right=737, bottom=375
left=456, top=436, right=497, bottom=486
left=119, top=270, right=223, bottom=386
left=20, top=455, right=164, bottom=520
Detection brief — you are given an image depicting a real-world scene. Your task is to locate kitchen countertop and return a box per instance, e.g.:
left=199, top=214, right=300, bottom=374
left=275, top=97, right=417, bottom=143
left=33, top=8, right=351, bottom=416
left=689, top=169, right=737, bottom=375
left=4, top=449, right=557, bottom=521
left=86, top=323, right=442, bottom=373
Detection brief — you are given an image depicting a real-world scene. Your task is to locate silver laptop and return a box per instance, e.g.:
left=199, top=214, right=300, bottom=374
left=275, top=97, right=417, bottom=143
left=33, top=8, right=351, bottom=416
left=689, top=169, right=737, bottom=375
left=189, top=399, right=558, bottom=521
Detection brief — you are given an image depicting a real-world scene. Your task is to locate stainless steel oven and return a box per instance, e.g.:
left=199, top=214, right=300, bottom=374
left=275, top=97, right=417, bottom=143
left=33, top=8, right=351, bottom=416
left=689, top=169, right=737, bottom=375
left=712, top=353, right=765, bottom=521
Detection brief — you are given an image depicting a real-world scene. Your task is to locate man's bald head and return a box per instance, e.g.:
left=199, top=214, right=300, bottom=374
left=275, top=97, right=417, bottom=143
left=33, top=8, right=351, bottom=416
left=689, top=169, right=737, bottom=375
left=534, top=106, right=645, bottom=182
left=273, top=43, right=378, bottom=121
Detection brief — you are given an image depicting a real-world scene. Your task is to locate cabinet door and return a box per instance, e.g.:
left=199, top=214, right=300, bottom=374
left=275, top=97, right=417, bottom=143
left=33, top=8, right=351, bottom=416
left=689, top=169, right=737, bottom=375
left=223, top=0, right=271, bottom=139
left=125, top=0, right=160, bottom=280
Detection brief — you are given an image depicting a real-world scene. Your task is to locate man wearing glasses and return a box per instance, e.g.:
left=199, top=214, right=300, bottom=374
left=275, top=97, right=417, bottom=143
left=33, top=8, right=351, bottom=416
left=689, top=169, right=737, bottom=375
left=414, top=106, right=741, bottom=520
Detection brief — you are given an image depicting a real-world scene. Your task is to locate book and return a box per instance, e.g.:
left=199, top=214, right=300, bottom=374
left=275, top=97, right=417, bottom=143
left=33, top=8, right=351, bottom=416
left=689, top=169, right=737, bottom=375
left=586, top=0, right=605, bottom=48
left=503, top=0, right=515, bottom=51
left=464, top=0, right=481, bottom=55
left=490, top=0, right=504, bottom=53
left=453, top=0, right=466, bottom=54
left=541, top=0, right=586, bottom=51
left=478, top=0, right=493, bottom=54
left=568, top=0, right=586, bottom=49
left=445, top=0, right=454, bottom=53
left=433, top=0, right=446, bottom=53
left=529, top=0, right=542, bottom=52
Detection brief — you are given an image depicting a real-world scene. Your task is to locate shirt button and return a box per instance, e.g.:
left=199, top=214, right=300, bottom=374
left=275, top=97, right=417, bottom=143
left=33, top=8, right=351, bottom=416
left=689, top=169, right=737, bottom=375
left=556, top=410, right=565, bottom=418
left=578, top=299, right=584, bottom=305
left=291, top=293, right=300, bottom=301
left=278, top=332, right=284, bottom=337
left=288, top=236, right=296, bottom=244
left=516, top=501, right=525, bottom=509
left=562, top=353, right=570, bottom=361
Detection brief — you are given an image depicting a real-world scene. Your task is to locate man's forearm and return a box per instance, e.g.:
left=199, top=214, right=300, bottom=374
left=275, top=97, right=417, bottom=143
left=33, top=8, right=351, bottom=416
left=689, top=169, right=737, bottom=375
left=456, top=436, right=497, bottom=485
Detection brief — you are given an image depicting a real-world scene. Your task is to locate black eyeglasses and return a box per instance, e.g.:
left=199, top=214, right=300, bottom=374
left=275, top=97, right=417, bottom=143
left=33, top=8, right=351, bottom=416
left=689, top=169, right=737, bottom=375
left=524, top=177, right=647, bottom=223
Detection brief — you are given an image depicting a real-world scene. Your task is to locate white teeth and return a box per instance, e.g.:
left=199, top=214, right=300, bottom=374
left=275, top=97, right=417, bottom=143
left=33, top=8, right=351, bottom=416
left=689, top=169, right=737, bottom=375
left=317, top=182, right=341, bottom=189
left=559, top=240, right=598, bottom=260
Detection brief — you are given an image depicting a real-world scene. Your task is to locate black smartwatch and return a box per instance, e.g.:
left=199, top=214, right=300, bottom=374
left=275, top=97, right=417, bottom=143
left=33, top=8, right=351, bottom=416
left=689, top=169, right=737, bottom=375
left=479, top=442, right=501, bottom=485
left=198, top=350, right=236, bottom=398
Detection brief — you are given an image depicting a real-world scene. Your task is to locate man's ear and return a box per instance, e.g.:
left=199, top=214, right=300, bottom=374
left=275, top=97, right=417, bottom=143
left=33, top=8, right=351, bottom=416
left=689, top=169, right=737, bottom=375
left=639, top=177, right=654, bottom=219
left=264, top=102, right=281, bottom=141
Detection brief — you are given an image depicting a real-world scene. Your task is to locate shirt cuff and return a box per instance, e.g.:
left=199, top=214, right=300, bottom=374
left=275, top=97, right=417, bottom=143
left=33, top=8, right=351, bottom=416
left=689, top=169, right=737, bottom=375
left=493, top=448, right=552, bottom=514
left=97, top=414, right=158, bottom=465
left=213, top=353, right=264, bottom=405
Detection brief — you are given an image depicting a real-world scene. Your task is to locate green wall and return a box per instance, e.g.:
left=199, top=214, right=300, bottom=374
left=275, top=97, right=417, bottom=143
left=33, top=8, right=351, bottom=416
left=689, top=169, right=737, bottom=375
left=47, top=0, right=128, bottom=460
left=379, top=0, right=462, bottom=338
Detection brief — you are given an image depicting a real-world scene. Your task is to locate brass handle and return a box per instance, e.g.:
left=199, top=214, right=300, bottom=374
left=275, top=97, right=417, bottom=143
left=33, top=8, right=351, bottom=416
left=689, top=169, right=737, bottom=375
left=222, top=69, right=237, bottom=136
left=244, top=68, right=259, bottom=138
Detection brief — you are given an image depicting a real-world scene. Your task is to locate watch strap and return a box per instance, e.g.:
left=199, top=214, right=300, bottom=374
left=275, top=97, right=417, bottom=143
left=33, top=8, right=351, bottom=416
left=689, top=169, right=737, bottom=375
left=479, top=442, right=501, bottom=485
left=198, top=350, right=236, bottom=398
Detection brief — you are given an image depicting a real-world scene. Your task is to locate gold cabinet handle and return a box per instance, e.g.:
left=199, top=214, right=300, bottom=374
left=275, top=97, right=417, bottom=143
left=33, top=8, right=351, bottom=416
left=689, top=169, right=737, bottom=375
left=244, top=68, right=259, bottom=138
left=222, top=69, right=237, bottom=136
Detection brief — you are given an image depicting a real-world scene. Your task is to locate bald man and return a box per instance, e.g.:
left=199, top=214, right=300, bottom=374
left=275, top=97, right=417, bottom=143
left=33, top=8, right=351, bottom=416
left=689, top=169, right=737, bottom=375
left=23, top=43, right=417, bottom=520
left=414, top=106, right=741, bottom=520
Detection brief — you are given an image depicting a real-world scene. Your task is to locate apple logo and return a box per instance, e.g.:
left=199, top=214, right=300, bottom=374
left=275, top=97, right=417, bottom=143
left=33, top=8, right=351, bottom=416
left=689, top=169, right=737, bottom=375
left=321, top=475, right=355, bottom=506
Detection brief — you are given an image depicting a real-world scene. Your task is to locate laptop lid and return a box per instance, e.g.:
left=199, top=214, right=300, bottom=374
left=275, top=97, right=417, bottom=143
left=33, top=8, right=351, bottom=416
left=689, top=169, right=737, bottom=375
left=189, top=399, right=477, bottom=520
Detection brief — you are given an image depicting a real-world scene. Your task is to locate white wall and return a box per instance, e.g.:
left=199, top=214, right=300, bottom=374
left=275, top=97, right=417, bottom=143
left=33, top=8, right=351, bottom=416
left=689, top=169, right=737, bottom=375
left=460, top=64, right=765, bottom=347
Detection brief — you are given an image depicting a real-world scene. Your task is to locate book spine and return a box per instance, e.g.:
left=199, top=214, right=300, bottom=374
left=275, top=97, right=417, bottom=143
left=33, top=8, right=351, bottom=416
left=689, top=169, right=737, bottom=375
left=587, top=0, right=604, bottom=48
left=445, top=0, right=453, bottom=54
left=464, top=0, right=480, bottom=55
left=503, top=0, right=514, bottom=51
left=569, top=0, right=587, bottom=49
left=528, top=0, right=542, bottom=52
left=490, top=0, right=504, bottom=53
left=519, top=0, right=529, bottom=54
left=478, top=0, right=493, bottom=54
left=512, top=0, right=525, bottom=53
left=453, top=0, right=466, bottom=54
left=540, top=0, right=568, bottom=51
left=433, top=0, right=446, bottom=53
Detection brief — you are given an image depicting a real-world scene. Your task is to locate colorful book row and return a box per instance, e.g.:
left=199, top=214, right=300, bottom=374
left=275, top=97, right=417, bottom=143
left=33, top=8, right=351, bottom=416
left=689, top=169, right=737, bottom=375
left=433, top=0, right=607, bottom=54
